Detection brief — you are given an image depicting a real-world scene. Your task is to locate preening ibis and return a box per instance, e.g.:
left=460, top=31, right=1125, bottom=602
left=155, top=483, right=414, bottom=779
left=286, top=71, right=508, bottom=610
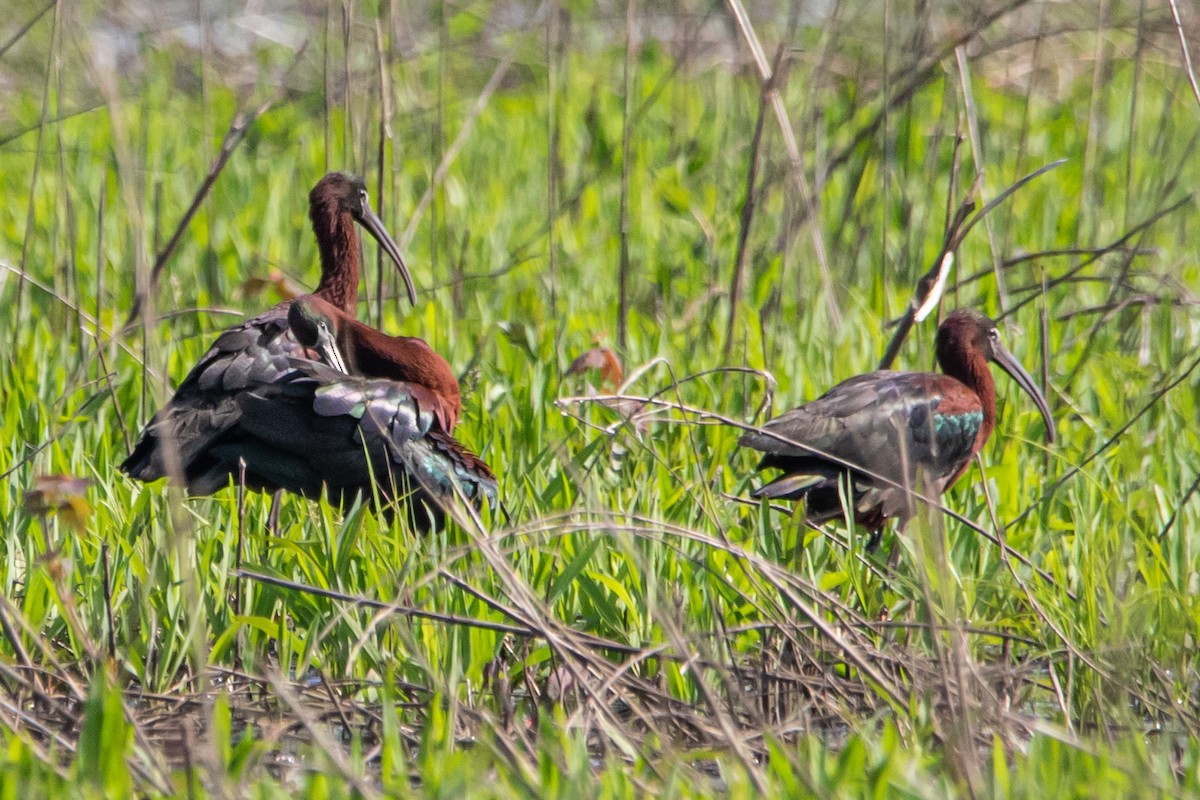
left=213, top=296, right=496, bottom=528
left=289, top=295, right=461, bottom=433
left=121, top=172, right=416, bottom=485
left=740, top=309, right=1055, bottom=547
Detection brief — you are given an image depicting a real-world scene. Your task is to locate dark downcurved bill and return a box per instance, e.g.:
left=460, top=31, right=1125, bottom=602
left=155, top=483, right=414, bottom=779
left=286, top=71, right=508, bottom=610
left=312, top=324, right=351, bottom=376
left=991, top=339, right=1056, bottom=443
left=357, top=201, right=418, bottom=307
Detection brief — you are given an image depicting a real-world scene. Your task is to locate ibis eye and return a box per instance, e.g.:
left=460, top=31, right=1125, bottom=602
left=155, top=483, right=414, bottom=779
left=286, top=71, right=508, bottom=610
left=359, top=189, right=369, bottom=207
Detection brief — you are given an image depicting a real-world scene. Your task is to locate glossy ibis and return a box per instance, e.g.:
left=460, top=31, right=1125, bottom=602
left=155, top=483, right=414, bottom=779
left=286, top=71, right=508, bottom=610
left=198, top=296, right=496, bottom=528
left=122, top=172, right=416, bottom=485
left=740, top=309, right=1055, bottom=548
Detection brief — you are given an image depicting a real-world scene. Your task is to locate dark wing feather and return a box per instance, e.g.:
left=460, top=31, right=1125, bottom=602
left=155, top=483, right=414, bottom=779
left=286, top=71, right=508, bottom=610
left=398, top=429, right=499, bottom=506
left=338, top=370, right=498, bottom=510
left=195, top=365, right=496, bottom=530
left=173, top=302, right=303, bottom=394
left=121, top=301, right=308, bottom=482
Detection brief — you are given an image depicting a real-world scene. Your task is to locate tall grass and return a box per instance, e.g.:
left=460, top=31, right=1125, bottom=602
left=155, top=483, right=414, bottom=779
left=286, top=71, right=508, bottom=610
left=0, top=0, right=1199, bottom=796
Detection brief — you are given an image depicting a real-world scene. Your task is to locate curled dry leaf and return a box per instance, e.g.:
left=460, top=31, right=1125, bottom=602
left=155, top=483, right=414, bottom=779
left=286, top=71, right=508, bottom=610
left=566, top=346, right=652, bottom=435
left=566, top=346, right=624, bottom=390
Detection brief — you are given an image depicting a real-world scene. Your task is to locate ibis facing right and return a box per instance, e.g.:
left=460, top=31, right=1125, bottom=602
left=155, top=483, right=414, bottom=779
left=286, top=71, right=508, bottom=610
left=739, top=309, right=1055, bottom=548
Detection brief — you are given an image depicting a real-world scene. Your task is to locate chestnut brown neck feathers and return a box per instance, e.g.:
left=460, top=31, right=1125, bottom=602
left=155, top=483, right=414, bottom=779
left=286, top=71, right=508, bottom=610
left=309, top=174, right=362, bottom=315
left=936, top=310, right=998, bottom=450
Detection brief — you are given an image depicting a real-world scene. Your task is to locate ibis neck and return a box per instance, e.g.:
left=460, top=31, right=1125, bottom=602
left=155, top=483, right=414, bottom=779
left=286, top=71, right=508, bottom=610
left=312, top=208, right=360, bottom=315
left=944, top=353, right=997, bottom=448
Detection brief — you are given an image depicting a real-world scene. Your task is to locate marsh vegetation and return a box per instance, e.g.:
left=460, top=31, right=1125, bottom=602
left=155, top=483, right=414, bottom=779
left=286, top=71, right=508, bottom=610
left=2, top=0, right=1199, bottom=796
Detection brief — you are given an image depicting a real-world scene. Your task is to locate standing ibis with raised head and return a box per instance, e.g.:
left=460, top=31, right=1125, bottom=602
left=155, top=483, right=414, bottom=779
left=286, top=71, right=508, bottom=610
left=740, top=309, right=1055, bottom=548
left=121, top=172, right=417, bottom=487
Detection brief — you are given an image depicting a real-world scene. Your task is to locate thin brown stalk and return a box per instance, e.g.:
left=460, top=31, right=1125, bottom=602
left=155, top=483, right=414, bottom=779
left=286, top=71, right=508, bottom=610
left=546, top=0, right=562, bottom=330
left=1124, top=0, right=1146, bottom=233
left=13, top=0, right=60, bottom=328
left=878, top=158, right=1065, bottom=369
left=124, top=110, right=264, bottom=329
left=722, top=79, right=769, bottom=363
left=1167, top=0, right=1200, bottom=112
left=398, top=57, right=513, bottom=254
left=233, top=460, right=247, bottom=667
left=341, top=0, right=353, bottom=167
left=617, top=0, right=638, bottom=351
left=431, top=0, right=447, bottom=303
left=1078, top=0, right=1112, bottom=244
left=955, top=45, right=1007, bottom=310
left=101, top=543, right=116, bottom=661
left=1157, top=470, right=1200, bottom=543
left=0, top=0, right=53, bottom=58
left=0, top=102, right=105, bottom=149
left=237, top=569, right=536, bottom=639
left=0, top=604, right=31, bottom=672
left=374, top=18, right=394, bottom=329
left=90, top=180, right=132, bottom=453
left=724, top=0, right=839, bottom=328
left=1005, top=1, right=1046, bottom=254
left=323, top=5, right=332, bottom=173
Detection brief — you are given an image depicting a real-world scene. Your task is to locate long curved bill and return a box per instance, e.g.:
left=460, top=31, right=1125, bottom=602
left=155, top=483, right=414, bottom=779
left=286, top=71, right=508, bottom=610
left=357, top=201, right=418, bottom=307
left=992, top=338, right=1056, bottom=443
left=312, top=324, right=351, bottom=377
